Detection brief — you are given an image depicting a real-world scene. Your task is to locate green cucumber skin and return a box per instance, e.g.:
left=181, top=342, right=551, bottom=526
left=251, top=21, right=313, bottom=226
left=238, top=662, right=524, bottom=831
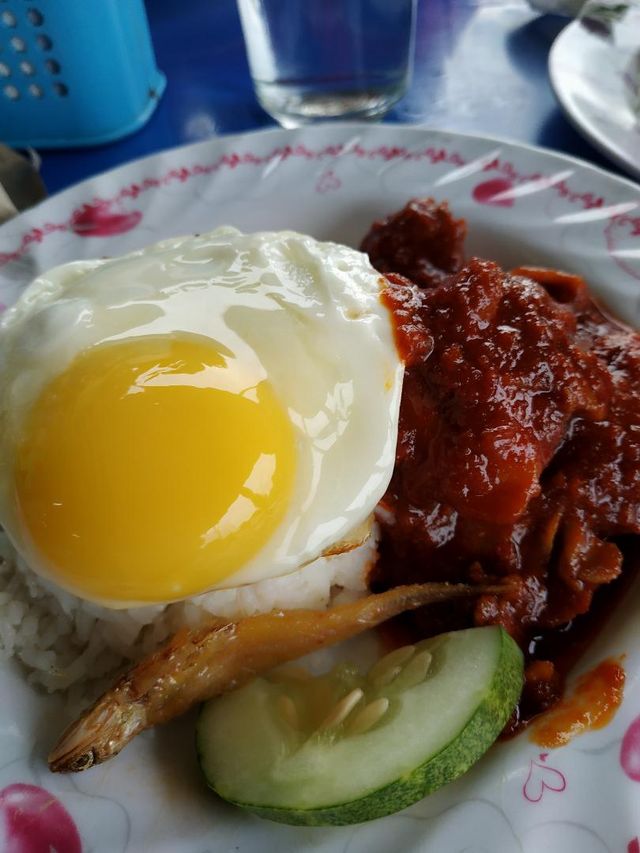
left=200, top=628, right=524, bottom=827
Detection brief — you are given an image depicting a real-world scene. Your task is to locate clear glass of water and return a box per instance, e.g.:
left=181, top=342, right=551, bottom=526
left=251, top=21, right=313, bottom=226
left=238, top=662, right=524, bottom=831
left=236, top=0, right=417, bottom=127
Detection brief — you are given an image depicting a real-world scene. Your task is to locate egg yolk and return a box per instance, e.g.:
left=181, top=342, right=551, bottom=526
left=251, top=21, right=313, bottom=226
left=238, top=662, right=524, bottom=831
left=14, top=334, right=296, bottom=605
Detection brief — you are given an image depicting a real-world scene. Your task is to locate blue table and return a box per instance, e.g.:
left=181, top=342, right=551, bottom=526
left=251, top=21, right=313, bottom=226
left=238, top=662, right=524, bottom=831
left=39, top=0, right=617, bottom=195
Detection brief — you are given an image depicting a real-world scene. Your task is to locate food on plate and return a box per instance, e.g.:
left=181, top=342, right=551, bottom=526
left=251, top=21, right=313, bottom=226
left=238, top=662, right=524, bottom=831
left=198, top=625, right=523, bottom=826
left=0, top=227, right=404, bottom=703
left=0, top=227, right=402, bottom=606
left=48, top=582, right=501, bottom=772
left=362, top=198, right=640, bottom=730
left=0, top=196, right=638, bottom=827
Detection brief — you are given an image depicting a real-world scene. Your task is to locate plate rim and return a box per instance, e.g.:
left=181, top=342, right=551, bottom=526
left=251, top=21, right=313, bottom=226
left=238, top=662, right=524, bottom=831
left=3, top=121, right=640, bottom=253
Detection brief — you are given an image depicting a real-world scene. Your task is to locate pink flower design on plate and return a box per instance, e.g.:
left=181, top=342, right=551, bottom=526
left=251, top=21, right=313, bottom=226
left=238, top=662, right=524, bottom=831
left=628, top=839, right=640, bottom=853
left=472, top=178, right=514, bottom=207
left=315, top=169, right=342, bottom=193
left=605, top=213, right=640, bottom=281
left=621, top=714, right=640, bottom=782
left=70, top=200, right=143, bottom=237
left=522, top=752, right=567, bottom=803
left=0, top=783, right=81, bottom=853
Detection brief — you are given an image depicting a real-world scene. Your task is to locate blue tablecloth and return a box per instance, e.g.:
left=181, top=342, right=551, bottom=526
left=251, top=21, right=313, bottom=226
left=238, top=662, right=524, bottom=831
left=40, top=0, right=617, bottom=195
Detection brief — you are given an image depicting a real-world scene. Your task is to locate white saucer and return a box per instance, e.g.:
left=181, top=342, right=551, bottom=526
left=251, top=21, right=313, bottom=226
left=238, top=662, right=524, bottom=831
left=549, top=2, right=640, bottom=179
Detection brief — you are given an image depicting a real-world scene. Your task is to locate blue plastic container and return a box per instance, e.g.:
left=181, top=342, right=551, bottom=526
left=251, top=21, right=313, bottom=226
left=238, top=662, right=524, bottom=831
left=0, top=1, right=166, bottom=148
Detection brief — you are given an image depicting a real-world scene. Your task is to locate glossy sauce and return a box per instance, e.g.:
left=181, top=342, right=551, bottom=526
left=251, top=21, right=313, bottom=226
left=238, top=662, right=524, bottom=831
left=530, top=658, right=625, bottom=748
left=362, top=198, right=640, bottom=730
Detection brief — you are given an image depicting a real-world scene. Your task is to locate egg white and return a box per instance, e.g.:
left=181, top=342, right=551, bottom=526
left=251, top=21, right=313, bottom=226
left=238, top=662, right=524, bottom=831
left=0, top=228, right=403, bottom=602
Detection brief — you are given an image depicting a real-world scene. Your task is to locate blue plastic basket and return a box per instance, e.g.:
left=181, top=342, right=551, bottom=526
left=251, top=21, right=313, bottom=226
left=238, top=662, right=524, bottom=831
left=0, top=1, right=166, bottom=148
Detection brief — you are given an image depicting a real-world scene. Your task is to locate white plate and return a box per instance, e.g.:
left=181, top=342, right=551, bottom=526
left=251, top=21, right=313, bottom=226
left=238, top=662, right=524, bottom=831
left=1, top=124, right=640, bottom=853
left=549, top=3, right=640, bottom=180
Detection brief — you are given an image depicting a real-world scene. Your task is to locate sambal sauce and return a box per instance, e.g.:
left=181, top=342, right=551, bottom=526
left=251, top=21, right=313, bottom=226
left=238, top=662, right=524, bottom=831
left=361, top=198, right=640, bottom=732
left=530, top=657, right=625, bottom=748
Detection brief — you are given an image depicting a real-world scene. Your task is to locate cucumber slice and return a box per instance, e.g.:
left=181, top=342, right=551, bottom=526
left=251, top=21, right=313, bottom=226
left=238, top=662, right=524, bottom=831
left=197, top=626, right=523, bottom=826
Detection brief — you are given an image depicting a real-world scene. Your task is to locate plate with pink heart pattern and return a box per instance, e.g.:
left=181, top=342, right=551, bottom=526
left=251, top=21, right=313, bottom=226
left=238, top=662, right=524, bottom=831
left=0, top=124, right=639, bottom=853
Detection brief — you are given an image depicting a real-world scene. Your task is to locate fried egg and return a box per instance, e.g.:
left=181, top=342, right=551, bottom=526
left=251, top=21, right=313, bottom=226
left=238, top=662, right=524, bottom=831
left=0, top=228, right=403, bottom=607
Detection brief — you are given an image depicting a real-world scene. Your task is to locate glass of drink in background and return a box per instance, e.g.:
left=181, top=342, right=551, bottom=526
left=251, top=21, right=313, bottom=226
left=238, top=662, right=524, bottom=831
left=236, top=0, right=417, bottom=127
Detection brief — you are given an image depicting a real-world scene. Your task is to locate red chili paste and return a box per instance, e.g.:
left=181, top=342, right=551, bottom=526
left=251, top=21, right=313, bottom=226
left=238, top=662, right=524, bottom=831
left=362, top=199, right=640, bottom=730
left=530, top=658, right=625, bottom=748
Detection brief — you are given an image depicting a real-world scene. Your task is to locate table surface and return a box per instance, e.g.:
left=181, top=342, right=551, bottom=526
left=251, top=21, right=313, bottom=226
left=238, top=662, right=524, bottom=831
left=39, top=0, right=625, bottom=196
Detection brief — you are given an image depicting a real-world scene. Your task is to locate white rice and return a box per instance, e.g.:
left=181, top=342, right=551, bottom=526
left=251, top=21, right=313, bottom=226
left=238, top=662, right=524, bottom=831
left=0, top=530, right=375, bottom=706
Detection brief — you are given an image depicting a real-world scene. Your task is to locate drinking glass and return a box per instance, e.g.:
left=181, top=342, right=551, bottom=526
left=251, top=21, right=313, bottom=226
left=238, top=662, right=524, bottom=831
left=236, top=0, right=417, bottom=127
